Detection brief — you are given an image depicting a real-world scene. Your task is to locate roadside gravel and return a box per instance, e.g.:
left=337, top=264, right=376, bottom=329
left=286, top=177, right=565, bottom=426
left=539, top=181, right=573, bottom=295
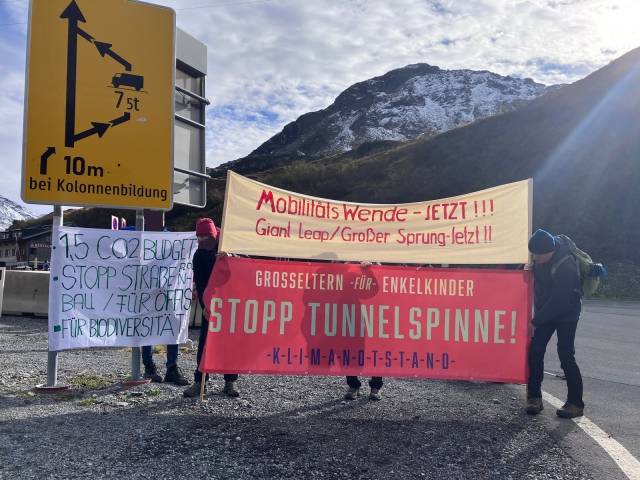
left=0, top=316, right=593, bottom=480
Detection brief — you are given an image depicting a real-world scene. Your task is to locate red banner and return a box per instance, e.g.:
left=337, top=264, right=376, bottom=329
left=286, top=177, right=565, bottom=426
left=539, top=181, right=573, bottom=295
left=200, top=257, right=532, bottom=383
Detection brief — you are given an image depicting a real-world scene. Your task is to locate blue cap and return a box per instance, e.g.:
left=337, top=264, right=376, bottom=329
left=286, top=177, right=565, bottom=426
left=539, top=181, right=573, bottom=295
left=528, top=229, right=555, bottom=254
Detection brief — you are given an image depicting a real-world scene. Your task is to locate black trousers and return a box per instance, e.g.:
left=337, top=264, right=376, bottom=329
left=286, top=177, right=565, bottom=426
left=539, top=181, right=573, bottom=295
left=194, top=315, right=238, bottom=383
left=346, top=376, right=383, bottom=390
left=527, top=320, right=583, bottom=408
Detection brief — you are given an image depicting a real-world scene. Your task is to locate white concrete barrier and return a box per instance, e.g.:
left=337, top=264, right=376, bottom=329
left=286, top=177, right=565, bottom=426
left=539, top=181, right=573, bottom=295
left=1, top=270, right=49, bottom=317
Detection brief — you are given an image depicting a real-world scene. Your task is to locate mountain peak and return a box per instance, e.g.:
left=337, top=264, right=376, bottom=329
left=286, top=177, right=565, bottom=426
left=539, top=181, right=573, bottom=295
left=0, top=196, right=36, bottom=231
left=248, top=63, right=553, bottom=160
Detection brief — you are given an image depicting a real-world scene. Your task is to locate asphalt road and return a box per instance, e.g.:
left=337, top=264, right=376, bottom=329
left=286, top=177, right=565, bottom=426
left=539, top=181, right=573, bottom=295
left=541, top=300, right=640, bottom=477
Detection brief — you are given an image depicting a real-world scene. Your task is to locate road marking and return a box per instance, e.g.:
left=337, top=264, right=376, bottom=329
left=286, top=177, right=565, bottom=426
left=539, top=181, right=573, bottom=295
left=542, top=391, right=640, bottom=480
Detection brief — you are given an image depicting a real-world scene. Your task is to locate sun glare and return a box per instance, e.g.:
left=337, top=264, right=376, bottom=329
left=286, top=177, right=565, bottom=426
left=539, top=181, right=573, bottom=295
left=595, top=1, right=640, bottom=54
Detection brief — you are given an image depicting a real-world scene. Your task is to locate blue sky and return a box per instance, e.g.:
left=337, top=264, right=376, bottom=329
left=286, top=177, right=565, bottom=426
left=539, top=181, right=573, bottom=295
left=1, top=0, right=639, bottom=215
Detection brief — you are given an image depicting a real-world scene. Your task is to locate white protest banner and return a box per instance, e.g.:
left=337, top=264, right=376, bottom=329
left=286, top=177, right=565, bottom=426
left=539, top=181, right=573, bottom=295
left=219, top=172, right=532, bottom=264
left=49, top=227, right=197, bottom=351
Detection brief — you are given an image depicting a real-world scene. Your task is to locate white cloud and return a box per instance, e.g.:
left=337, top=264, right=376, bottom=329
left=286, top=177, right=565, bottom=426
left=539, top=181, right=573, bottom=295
left=0, top=0, right=639, bottom=215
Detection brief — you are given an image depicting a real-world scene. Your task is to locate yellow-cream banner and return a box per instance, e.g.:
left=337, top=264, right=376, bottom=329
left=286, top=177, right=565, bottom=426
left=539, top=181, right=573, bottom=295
left=219, top=171, right=532, bottom=264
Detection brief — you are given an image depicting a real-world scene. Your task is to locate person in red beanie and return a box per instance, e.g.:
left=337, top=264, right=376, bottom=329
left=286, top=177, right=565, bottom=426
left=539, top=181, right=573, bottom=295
left=184, top=218, right=240, bottom=397
left=195, top=217, right=218, bottom=238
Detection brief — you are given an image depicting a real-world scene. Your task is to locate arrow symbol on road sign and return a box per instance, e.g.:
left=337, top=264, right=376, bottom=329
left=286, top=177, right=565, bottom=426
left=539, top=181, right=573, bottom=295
left=77, top=27, right=94, bottom=43
left=60, top=1, right=137, bottom=147
left=94, top=41, right=132, bottom=72
left=60, top=0, right=85, bottom=148
left=110, top=112, right=131, bottom=127
left=74, top=122, right=110, bottom=142
left=40, top=147, right=56, bottom=175
left=60, top=0, right=85, bottom=23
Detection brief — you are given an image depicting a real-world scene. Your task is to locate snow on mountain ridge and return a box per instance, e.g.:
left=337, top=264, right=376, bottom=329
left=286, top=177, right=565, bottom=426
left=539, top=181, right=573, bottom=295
left=250, top=63, right=554, bottom=159
left=0, top=196, right=36, bottom=231
left=329, top=70, right=546, bottom=149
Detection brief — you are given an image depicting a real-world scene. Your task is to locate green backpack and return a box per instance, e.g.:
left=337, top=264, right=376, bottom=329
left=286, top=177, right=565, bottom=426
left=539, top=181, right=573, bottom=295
left=551, top=234, right=604, bottom=297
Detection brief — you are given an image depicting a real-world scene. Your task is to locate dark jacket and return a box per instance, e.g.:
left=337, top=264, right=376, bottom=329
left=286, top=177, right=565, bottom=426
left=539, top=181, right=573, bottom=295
left=532, top=237, right=582, bottom=326
left=193, top=237, right=219, bottom=310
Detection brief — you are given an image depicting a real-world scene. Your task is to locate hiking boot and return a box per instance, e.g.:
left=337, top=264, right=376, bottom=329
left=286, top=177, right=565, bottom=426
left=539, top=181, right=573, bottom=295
left=183, top=382, right=205, bottom=398
left=164, top=366, right=190, bottom=386
left=369, top=388, right=382, bottom=401
left=223, top=381, right=240, bottom=397
left=556, top=402, right=584, bottom=419
left=143, top=363, right=162, bottom=383
left=344, top=387, right=360, bottom=400
left=525, top=398, right=544, bottom=415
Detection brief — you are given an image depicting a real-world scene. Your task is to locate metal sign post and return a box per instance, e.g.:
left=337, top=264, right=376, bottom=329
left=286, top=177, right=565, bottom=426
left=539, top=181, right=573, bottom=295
left=131, top=209, right=144, bottom=380
left=36, top=205, right=70, bottom=392
left=124, top=209, right=149, bottom=386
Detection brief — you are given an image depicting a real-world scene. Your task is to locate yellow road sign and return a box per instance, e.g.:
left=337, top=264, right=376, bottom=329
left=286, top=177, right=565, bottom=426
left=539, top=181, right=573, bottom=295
left=22, top=0, right=176, bottom=210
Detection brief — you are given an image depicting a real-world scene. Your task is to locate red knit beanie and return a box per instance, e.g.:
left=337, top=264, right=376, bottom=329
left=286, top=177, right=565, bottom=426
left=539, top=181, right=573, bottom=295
left=195, top=218, right=218, bottom=238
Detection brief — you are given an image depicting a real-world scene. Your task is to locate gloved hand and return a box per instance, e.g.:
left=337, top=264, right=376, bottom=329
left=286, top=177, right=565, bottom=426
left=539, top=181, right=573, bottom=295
left=590, top=263, right=607, bottom=277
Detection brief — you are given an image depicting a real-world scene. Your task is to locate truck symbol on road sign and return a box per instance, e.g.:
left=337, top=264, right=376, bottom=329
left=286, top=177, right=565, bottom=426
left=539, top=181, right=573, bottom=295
left=112, top=73, right=144, bottom=91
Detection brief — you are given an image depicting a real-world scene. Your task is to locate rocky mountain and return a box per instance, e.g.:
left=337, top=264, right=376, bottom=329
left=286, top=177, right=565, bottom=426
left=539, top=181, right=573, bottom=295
left=0, top=196, right=35, bottom=231
left=248, top=63, right=555, bottom=160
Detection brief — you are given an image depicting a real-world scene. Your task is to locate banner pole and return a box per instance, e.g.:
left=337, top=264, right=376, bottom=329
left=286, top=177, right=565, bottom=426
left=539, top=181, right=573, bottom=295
left=36, top=206, right=69, bottom=393
left=130, top=209, right=145, bottom=381
left=198, top=320, right=209, bottom=401
left=47, top=206, right=63, bottom=386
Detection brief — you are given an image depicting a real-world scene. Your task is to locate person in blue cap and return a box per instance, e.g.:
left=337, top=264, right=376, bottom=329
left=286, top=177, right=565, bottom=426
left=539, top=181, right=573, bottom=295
left=525, top=229, right=584, bottom=418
